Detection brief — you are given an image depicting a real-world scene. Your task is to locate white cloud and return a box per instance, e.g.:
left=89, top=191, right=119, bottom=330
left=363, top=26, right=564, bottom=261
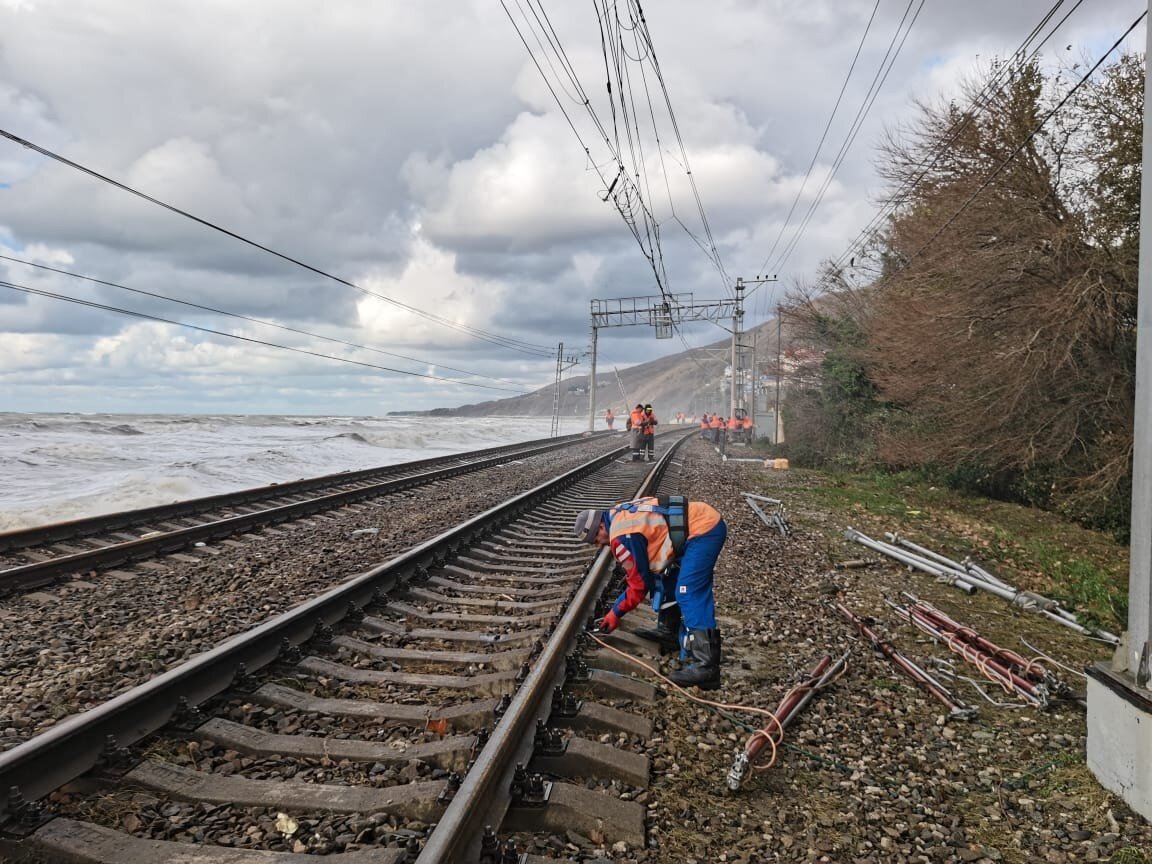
left=0, top=0, right=1141, bottom=413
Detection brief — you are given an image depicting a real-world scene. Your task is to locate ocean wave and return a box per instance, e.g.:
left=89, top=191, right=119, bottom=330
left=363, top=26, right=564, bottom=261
left=326, top=432, right=373, bottom=445
left=28, top=443, right=130, bottom=462
left=99, top=423, right=144, bottom=435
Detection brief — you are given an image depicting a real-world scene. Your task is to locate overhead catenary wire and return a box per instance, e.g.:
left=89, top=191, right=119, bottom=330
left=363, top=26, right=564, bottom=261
left=0, top=128, right=555, bottom=359
left=763, top=0, right=926, bottom=278
left=0, top=279, right=528, bottom=393
left=823, top=0, right=1088, bottom=277
left=503, top=0, right=731, bottom=309
left=755, top=0, right=883, bottom=277
left=0, top=253, right=527, bottom=390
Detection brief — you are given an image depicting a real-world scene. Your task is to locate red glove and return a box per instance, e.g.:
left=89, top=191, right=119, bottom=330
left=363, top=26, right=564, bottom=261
left=596, top=610, right=620, bottom=633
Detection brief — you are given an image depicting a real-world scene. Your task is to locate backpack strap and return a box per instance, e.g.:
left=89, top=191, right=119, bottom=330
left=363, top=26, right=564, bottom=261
left=658, top=494, right=689, bottom=559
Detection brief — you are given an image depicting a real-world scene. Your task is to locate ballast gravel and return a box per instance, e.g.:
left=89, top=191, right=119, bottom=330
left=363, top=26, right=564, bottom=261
left=6, top=434, right=1152, bottom=862
left=0, top=435, right=624, bottom=750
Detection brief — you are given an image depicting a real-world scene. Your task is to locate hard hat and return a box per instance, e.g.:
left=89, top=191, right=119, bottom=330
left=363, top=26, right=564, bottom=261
left=572, top=509, right=605, bottom=544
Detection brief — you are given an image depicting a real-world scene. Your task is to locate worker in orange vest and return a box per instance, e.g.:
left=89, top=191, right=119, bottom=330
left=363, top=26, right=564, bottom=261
left=699, top=413, right=710, bottom=439
left=709, top=414, right=723, bottom=444
left=573, top=496, right=728, bottom=690
left=639, top=404, right=658, bottom=461
left=626, top=403, right=646, bottom=461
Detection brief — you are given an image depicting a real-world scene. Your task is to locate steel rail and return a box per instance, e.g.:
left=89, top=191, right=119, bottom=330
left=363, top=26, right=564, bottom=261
left=0, top=437, right=645, bottom=818
left=0, top=430, right=609, bottom=554
left=0, top=433, right=614, bottom=596
left=415, top=431, right=695, bottom=864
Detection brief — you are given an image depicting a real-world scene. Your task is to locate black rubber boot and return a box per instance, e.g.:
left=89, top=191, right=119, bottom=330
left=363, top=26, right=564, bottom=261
left=633, top=606, right=681, bottom=652
left=668, top=628, right=721, bottom=690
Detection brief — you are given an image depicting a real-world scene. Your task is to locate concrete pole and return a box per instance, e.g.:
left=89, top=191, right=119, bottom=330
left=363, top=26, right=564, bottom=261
left=1087, top=5, right=1152, bottom=819
left=587, top=324, right=598, bottom=432
left=1125, top=7, right=1152, bottom=678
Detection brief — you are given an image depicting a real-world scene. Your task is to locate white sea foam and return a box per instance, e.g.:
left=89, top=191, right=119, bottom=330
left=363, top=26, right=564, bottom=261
left=0, top=413, right=579, bottom=531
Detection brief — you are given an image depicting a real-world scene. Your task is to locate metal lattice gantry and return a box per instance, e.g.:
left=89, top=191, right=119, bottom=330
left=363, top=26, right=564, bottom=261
left=586, top=292, right=740, bottom=431
left=586, top=280, right=776, bottom=430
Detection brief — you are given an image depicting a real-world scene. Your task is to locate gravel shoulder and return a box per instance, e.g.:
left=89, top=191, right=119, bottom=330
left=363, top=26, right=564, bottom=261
left=635, top=439, right=1150, bottom=864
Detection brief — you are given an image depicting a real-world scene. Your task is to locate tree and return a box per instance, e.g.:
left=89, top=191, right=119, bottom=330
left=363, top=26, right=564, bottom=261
left=859, top=57, right=1141, bottom=528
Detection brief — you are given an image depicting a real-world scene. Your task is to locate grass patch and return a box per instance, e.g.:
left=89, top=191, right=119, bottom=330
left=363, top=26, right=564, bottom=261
left=777, top=468, right=1130, bottom=626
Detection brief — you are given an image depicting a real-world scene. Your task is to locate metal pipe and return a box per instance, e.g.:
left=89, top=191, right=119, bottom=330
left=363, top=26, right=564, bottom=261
left=885, top=532, right=969, bottom=573
left=743, top=492, right=783, bottom=505
left=845, top=529, right=978, bottom=594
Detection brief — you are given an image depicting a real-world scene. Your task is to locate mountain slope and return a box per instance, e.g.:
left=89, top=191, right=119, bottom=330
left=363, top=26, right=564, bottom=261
left=429, top=318, right=784, bottom=420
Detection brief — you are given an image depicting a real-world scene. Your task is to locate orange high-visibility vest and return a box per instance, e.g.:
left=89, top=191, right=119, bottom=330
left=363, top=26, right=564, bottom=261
left=608, top=497, right=722, bottom=573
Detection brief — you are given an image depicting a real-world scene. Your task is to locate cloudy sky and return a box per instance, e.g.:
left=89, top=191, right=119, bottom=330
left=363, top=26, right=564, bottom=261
left=0, top=0, right=1144, bottom=415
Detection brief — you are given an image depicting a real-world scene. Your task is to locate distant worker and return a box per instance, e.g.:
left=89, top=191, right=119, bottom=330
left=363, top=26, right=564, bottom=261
left=699, top=413, right=710, bottom=439
left=741, top=414, right=754, bottom=441
left=573, top=496, right=728, bottom=690
left=626, top=403, right=646, bottom=461
left=709, top=413, right=723, bottom=443
left=640, top=403, right=658, bottom=461
left=605, top=407, right=615, bottom=430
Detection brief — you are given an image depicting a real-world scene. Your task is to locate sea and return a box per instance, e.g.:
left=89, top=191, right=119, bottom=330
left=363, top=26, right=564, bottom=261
left=0, top=413, right=591, bottom=532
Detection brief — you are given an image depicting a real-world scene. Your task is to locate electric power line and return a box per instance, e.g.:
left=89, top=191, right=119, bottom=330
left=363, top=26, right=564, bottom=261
left=825, top=0, right=1085, bottom=276
left=0, top=253, right=526, bottom=389
left=0, top=279, right=529, bottom=393
left=765, top=0, right=926, bottom=278
left=756, top=0, right=883, bottom=276
left=888, top=10, right=1147, bottom=279
left=0, top=128, right=556, bottom=358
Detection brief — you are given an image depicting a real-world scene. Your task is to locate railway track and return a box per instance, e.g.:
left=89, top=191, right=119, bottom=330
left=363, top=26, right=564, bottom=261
left=0, top=431, right=612, bottom=597
left=0, top=431, right=694, bottom=863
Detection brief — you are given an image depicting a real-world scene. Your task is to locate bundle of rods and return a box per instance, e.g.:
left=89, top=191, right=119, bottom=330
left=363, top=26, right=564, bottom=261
left=844, top=528, right=1119, bottom=645
left=887, top=593, right=1056, bottom=708
left=833, top=601, right=977, bottom=721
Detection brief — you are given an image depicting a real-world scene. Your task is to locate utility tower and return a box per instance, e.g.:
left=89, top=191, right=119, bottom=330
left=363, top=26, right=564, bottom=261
left=728, top=277, right=777, bottom=423
left=550, top=342, right=579, bottom=437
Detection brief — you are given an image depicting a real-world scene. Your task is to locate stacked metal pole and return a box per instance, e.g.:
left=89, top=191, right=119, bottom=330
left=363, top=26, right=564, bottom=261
left=845, top=528, right=1120, bottom=645
left=888, top=593, right=1055, bottom=708
left=833, top=602, right=977, bottom=721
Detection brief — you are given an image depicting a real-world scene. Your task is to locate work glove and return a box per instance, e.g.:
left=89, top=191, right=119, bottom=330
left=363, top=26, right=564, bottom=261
left=595, top=610, right=620, bottom=633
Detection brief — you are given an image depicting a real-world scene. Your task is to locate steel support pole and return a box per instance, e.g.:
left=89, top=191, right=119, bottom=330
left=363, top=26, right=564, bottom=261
left=587, top=324, right=598, bottom=432
left=730, top=279, right=743, bottom=422
left=775, top=304, right=783, bottom=444
left=550, top=342, right=563, bottom=438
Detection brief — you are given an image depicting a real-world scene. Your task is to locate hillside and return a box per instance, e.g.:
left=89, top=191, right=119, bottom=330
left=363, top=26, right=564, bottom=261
left=429, top=317, right=787, bottom=420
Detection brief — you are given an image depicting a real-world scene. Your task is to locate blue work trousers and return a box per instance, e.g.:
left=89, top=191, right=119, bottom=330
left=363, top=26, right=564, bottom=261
left=670, top=519, right=726, bottom=631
